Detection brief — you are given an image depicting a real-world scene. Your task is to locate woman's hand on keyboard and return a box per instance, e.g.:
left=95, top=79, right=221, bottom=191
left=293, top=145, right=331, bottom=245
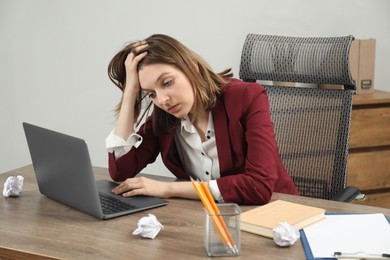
left=111, top=177, right=199, bottom=200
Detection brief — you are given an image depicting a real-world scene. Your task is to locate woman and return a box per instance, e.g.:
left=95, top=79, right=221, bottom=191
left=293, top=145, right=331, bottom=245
left=106, top=34, right=298, bottom=205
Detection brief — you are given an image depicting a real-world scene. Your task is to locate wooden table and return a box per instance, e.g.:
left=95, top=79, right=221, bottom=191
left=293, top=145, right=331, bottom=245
left=1, top=165, right=390, bottom=260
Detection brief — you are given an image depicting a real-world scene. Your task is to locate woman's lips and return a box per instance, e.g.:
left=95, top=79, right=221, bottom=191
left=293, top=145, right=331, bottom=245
left=168, top=104, right=179, bottom=113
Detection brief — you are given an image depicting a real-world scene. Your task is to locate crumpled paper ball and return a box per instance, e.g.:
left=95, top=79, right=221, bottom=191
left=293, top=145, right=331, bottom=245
left=132, top=214, right=163, bottom=239
left=272, top=222, right=300, bottom=247
left=3, top=175, right=24, bottom=197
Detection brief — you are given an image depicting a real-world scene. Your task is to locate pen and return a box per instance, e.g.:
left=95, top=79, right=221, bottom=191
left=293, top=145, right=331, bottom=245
left=334, top=251, right=390, bottom=259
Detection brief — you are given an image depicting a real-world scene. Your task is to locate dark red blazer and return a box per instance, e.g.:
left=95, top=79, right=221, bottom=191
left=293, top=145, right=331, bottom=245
left=108, top=78, right=299, bottom=205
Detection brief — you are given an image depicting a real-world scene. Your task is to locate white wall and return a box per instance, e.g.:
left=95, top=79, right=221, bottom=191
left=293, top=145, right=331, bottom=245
left=1, top=0, right=389, bottom=176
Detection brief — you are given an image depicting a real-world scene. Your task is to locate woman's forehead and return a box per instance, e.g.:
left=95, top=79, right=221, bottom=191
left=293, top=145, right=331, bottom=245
left=139, top=64, right=177, bottom=89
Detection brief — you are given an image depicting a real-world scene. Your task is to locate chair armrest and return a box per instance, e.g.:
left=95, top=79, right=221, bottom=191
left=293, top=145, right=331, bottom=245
left=331, top=186, right=363, bottom=203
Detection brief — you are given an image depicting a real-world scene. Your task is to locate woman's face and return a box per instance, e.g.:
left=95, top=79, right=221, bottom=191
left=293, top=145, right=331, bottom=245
left=139, top=63, right=195, bottom=118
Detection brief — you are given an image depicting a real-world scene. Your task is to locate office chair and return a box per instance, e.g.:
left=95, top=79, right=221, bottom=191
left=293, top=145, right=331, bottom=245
left=239, top=33, right=363, bottom=202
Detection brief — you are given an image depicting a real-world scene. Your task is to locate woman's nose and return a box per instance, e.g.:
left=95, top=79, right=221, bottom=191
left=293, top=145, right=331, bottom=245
left=155, top=91, right=169, bottom=107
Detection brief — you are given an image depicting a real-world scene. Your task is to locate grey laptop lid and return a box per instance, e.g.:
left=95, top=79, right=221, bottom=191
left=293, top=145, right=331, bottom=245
left=22, top=122, right=167, bottom=220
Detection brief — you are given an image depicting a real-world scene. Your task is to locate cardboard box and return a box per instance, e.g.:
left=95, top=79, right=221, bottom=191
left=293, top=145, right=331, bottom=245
left=349, top=39, right=376, bottom=94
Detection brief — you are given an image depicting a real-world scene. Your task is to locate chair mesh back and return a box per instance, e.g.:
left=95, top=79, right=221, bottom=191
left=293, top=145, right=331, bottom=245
left=239, top=34, right=355, bottom=88
left=239, top=34, right=355, bottom=200
left=264, top=86, right=352, bottom=199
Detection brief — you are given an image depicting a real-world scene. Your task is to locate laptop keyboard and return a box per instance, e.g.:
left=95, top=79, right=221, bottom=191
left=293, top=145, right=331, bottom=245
left=99, top=193, right=136, bottom=215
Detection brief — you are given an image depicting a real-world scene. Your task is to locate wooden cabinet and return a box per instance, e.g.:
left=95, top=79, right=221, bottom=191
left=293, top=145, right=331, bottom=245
left=348, top=90, right=390, bottom=208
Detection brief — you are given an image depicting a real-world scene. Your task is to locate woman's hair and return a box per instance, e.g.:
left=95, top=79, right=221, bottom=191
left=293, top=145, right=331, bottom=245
left=107, top=34, right=232, bottom=134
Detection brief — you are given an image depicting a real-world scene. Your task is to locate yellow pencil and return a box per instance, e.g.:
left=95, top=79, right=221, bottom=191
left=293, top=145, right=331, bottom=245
left=190, top=177, right=237, bottom=253
left=199, top=181, right=238, bottom=253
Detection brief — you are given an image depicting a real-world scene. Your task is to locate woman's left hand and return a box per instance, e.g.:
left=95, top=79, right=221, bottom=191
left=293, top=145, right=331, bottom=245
left=112, top=177, right=172, bottom=198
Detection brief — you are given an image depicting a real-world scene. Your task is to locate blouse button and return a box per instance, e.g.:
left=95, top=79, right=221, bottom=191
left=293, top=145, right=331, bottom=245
left=205, top=171, right=209, bottom=175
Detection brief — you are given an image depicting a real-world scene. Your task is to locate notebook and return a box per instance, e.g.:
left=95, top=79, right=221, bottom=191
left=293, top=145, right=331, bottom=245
left=22, top=122, right=168, bottom=220
left=240, top=200, right=325, bottom=238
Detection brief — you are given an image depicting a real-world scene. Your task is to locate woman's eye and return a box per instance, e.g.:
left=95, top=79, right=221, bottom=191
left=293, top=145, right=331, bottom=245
left=147, top=92, right=156, bottom=99
left=163, top=79, right=173, bottom=87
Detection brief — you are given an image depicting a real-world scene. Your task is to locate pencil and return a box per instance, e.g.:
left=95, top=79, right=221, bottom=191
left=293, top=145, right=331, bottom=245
left=190, top=177, right=237, bottom=254
left=199, top=180, right=238, bottom=253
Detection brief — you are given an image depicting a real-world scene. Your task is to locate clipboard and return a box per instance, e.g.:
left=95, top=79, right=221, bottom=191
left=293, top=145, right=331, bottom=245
left=300, top=213, right=390, bottom=260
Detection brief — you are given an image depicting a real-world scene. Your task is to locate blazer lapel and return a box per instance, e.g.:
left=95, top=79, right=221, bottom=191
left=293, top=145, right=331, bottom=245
left=212, top=99, right=234, bottom=175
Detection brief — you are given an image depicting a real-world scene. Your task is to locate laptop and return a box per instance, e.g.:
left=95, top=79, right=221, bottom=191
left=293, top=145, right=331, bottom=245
left=22, top=122, right=168, bottom=220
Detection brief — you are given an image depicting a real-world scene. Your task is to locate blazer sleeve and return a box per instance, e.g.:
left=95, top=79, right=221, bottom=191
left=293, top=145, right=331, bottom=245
left=216, top=81, right=297, bottom=204
left=108, top=117, right=161, bottom=181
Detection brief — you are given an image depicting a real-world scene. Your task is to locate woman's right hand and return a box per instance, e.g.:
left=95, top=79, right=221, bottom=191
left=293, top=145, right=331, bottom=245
left=123, top=42, right=148, bottom=98
left=114, top=42, right=148, bottom=140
